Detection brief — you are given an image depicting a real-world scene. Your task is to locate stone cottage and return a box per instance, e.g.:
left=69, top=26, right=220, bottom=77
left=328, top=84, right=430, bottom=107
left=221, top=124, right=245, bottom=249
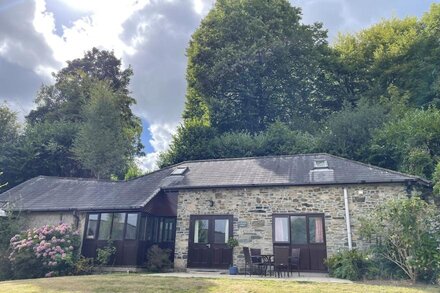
left=0, top=154, right=430, bottom=272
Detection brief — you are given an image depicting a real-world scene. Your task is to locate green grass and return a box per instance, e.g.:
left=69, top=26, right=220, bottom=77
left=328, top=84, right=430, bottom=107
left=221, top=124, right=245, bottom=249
left=0, top=274, right=438, bottom=293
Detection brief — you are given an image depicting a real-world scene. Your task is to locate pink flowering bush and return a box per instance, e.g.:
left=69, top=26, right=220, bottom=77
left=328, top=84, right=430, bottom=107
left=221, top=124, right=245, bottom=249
left=9, top=223, right=80, bottom=279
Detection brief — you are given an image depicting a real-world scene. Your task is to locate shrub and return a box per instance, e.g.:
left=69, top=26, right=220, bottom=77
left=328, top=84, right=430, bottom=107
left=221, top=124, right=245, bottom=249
left=0, top=210, right=22, bottom=280
left=74, top=256, right=94, bottom=275
left=360, top=197, right=440, bottom=284
left=145, top=245, right=171, bottom=272
left=325, top=249, right=370, bottom=281
left=96, top=240, right=116, bottom=266
left=9, top=223, right=81, bottom=279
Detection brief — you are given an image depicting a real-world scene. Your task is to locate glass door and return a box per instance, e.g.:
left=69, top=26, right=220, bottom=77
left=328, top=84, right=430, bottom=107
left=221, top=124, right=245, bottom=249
left=273, top=213, right=326, bottom=271
left=188, top=215, right=233, bottom=269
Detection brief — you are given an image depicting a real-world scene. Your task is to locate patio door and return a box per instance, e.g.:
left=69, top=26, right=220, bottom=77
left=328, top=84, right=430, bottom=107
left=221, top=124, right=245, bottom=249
left=273, top=213, right=327, bottom=272
left=188, top=215, right=233, bottom=269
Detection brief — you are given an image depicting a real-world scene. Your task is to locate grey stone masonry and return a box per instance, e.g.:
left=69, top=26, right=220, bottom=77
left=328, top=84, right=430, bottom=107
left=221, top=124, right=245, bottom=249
left=174, top=183, right=407, bottom=271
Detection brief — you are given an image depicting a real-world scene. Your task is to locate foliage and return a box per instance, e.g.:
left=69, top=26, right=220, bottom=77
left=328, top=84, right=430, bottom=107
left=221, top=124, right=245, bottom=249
left=333, top=4, right=440, bottom=108
left=227, top=237, right=239, bottom=249
left=19, top=121, right=85, bottom=179
left=0, top=48, right=142, bottom=188
left=370, top=108, right=440, bottom=179
left=27, top=48, right=142, bottom=156
left=73, top=256, right=94, bottom=275
left=184, top=0, right=342, bottom=133
left=318, top=101, right=387, bottom=161
left=360, top=197, right=440, bottom=284
left=325, top=249, right=370, bottom=281
left=96, top=240, right=116, bottom=266
left=145, top=245, right=172, bottom=272
left=158, top=120, right=217, bottom=167
left=0, top=210, right=22, bottom=281
left=159, top=121, right=317, bottom=167
left=73, top=82, right=132, bottom=179
left=0, top=105, right=23, bottom=190
left=8, top=223, right=81, bottom=279
left=124, top=162, right=145, bottom=181
left=0, top=103, right=20, bottom=148
left=432, top=163, right=440, bottom=200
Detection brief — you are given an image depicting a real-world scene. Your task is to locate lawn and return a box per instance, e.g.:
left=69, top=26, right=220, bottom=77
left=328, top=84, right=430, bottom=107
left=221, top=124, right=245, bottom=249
left=0, top=274, right=438, bottom=293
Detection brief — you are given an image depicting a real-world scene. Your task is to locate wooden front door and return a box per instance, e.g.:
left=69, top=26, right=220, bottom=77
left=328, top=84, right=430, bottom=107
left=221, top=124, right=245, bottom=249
left=188, top=215, right=233, bottom=269
left=273, top=213, right=327, bottom=272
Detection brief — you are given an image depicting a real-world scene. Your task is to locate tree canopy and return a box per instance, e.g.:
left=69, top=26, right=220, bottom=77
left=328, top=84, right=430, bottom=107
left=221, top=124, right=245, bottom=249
left=161, top=2, right=440, bottom=190
left=0, top=48, right=143, bottom=188
left=183, top=0, right=343, bottom=134
left=73, top=82, right=131, bottom=179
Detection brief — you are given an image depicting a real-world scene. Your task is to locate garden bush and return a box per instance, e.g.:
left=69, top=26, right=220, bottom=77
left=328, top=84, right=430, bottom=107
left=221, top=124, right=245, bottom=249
left=145, top=245, right=172, bottom=272
left=325, top=249, right=370, bottom=281
left=74, top=256, right=95, bottom=275
left=8, top=223, right=81, bottom=279
left=0, top=211, right=22, bottom=280
left=360, top=197, right=440, bottom=284
left=96, top=240, right=116, bottom=267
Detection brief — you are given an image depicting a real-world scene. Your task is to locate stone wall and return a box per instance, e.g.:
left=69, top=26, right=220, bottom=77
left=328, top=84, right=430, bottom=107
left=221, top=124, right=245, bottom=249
left=21, top=211, right=87, bottom=244
left=174, top=183, right=407, bottom=271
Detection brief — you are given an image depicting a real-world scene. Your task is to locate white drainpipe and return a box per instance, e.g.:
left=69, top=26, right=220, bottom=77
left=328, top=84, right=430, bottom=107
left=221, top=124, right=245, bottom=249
left=343, top=187, right=353, bottom=250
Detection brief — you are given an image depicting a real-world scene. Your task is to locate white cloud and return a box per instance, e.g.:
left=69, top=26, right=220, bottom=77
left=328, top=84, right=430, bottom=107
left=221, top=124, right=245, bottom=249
left=136, top=122, right=178, bottom=171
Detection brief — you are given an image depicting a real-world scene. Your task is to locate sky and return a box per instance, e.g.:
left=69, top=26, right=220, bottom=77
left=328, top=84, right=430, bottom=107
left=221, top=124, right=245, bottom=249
left=0, top=0, right=438, bottom=171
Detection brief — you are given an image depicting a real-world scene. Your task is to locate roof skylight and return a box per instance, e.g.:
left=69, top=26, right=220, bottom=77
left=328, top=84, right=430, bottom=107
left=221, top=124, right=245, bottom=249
left=171, top=166, right=189, bottom=175
left=313, top=159, right=328, bottom=169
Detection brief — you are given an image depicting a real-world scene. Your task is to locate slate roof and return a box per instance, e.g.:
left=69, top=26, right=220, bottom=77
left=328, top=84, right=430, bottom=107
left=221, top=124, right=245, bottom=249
left=0, top=167, right=174, bottom=212
left=163, top=154, right=430, bottom=189
left=0, top=154, right=429, bottom=212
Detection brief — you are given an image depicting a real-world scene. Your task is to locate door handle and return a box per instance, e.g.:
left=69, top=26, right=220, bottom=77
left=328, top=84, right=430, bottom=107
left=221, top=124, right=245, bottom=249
left=206, top=244, right=211, bottom=248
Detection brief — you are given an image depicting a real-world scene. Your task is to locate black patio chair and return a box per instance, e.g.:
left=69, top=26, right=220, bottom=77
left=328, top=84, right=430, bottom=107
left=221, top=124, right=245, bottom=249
left=250, top=248, right=262, bottom=263
left=273, top=246, right=290, bottom=277
left=289, top=248, right=301, bottom=276
left=243, top=247, right=265, bottom=276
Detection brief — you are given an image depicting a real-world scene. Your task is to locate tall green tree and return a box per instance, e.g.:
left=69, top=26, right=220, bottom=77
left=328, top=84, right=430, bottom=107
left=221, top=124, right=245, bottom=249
left=318, top=100, right=387, bottom=161
left=0, top=104, right=23, bottom=189
left=370, top=108, right=440, bottom=179
left=73, top=82, right=131, bottom=179
left=183, top=0, right=342, bottom=133
left=27, top=48, right=143, bottom=156
left=334, top=4, right=440, bottom=107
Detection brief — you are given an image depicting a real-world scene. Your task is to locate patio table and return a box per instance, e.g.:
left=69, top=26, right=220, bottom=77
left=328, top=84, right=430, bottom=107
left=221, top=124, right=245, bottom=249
left=260, top=254, right=274, bottom=276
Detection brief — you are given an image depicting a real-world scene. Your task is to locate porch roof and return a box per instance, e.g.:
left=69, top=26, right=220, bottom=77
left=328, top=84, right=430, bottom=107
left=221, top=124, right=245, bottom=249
left=0, top=167, right=174, bottom=212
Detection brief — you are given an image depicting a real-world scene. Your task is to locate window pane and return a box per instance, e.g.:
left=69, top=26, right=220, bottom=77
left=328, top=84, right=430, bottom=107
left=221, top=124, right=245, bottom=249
left=125, top=213, right=138, bottom=240
left=214, top=219, right=229, bottom=243
left=152, top=217, right=159, bottom=242
left=139, top=216, right=147, bottom=241
left=274, top=217, right=289, bottom=242
left=158, top=218, right=164, bottom=242
left=194, top=219, right=208, bottom=243
left=146, top=217, right=155, bottom=241
left=291, top=216, right=307, bottom=244
left=98, top=213, right=112, bottom=240
left=159, top=218, right=174, bottom=242
left=86, top=214, right=99, bottom=239
left=309, top=216, right=324, bottom=243
left=111, top=213, right=126, bottom=240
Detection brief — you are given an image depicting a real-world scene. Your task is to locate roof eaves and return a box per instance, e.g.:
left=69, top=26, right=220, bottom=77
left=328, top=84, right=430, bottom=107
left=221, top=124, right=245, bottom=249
left=325, top=154, right=431, bottom=185
left=162, top=178, right=423, bottom=191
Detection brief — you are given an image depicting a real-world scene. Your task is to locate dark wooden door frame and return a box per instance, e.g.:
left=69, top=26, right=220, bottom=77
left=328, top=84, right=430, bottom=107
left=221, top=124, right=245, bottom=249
left=272, top=213, right=327, bottom=272
left=188, top=214, right=233, bottom=269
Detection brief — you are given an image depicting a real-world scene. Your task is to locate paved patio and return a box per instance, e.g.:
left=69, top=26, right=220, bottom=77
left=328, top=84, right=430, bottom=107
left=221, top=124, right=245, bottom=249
left=149, top=271, right=352, bottom=284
